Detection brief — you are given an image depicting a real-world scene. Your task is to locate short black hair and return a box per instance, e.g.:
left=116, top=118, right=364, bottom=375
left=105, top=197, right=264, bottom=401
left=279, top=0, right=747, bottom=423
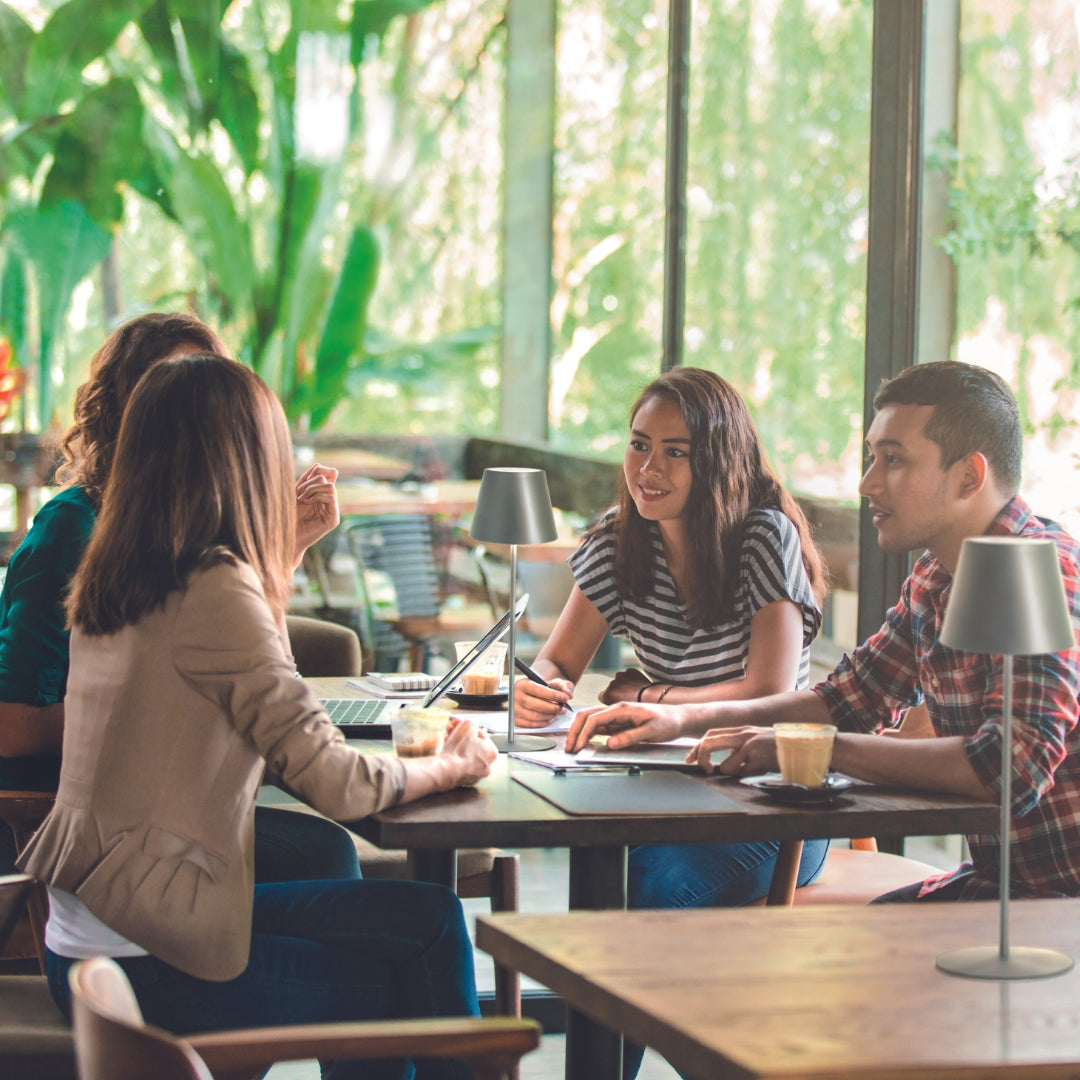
left=873, top=361, right=1022, bottom=495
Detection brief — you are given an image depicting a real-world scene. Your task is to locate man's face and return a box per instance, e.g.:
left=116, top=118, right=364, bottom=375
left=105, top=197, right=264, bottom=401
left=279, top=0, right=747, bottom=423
left=858, top=403, right=969, bottom=557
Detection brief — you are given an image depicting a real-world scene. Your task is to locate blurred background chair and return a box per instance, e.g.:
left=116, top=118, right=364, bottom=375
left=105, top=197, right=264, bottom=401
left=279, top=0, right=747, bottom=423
left=0, top=790, right=55, bottom=973
left=69, top=955, right=539, bottom=1080
left=285, top=614, right=364, bottom=678
left=0, top=874, right=75, bottom=1080
left=345, top=515, right=497, bottom=672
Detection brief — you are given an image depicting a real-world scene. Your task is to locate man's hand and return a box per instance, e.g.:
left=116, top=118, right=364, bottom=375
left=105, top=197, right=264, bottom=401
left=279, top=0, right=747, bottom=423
left=294, top=464, right=340, bottom=565
left=564, top=701, right=687, bottom=753
left=684, top=725, right=780, bottom=776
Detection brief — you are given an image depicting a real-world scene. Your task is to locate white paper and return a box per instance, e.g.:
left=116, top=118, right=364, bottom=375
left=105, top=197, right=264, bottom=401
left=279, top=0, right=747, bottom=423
left=510, top=737, right=707, bottom=771
left=475, top=709, right=577, bottom=735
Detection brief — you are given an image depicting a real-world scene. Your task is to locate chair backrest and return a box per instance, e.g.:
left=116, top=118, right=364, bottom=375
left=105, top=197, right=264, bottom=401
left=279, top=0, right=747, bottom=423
left=69, top=957, right=213, bottom=1080
left=285, top=614, right=363, bottom=677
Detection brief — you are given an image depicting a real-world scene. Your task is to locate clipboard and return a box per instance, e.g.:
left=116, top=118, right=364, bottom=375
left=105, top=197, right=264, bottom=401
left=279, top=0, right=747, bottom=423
left=512, top=768, right=747, bottom=816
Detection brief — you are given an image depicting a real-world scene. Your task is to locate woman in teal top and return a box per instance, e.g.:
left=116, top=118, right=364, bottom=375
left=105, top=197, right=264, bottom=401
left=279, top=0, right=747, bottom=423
left=0, top=313, right=360, bottom=884
left=0, top=485, right=94, bottom=792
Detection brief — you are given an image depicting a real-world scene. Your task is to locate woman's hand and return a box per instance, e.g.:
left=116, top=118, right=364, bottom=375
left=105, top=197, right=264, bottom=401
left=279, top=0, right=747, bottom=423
left=294, top=464, right=341, bottom=565
left=439, top=717, right=498, bottom=786
left=513, top=675, right=574, bottom=727
left=597, top=668, right=651, bottom=705
left=564, top=701, right=687, bottom=753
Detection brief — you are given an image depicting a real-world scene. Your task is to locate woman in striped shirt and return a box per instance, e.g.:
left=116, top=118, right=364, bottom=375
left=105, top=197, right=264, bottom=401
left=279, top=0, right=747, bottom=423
left=516, top=369, right=829, bottom=1028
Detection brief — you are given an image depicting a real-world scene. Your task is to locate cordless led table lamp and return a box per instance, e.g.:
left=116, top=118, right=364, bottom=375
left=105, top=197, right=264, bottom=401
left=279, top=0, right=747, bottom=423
left=469, top=468, right=558, bottom=752
left=936, top=536, right=1075, bottom=980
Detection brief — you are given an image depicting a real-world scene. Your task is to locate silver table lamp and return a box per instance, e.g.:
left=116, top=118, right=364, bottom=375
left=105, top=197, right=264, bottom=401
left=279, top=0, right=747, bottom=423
left=936, top=536, right=1075, bottom=980
left=470, top=468, right=559, bottom=752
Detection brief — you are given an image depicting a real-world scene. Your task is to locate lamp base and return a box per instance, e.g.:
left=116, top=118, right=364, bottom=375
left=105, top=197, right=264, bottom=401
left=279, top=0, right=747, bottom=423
left=936, top=944, right=1074, bottom=980
left=489, top=732, right=556, bottom=753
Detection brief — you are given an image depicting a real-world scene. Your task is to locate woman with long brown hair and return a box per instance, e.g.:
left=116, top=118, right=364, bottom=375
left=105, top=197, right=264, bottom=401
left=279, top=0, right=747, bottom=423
left=513, top=367, right=828, bottom=1079
left=21, top=355, right=496, bottom=1079
left=0, top=313, right=360, bottom=886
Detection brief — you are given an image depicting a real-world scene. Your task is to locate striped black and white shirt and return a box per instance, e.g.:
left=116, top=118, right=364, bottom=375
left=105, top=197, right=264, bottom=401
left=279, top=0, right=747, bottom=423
left=569, top=506, right=821, bottom=689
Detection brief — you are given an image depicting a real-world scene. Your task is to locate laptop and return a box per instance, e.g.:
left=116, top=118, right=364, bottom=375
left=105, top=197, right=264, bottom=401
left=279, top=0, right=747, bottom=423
left=320, top=592, right=529, bottom=738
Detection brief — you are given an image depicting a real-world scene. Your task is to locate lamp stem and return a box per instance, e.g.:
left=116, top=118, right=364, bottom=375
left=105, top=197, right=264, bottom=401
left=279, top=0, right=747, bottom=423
left=999, top=654, right=1013, bottom=962
left=507, top=543, right=518, bottom=746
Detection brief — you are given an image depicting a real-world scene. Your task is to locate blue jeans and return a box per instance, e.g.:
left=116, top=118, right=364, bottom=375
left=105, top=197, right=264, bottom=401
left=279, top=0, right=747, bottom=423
left=47, top=878, right=478, bottom=1080
left=253, top=804, right=361, bottom=882
left=623, top=837, right=830, bottom=1080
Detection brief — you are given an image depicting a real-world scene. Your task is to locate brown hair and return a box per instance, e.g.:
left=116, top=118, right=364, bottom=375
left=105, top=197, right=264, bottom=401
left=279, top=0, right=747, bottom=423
left=873, top=360, right=1022, bottom=496
left=601, top=367, right=827, bottom=629
left=68, top=354, right=296, bottom=635
left=56, top=312, right=229, bottom=508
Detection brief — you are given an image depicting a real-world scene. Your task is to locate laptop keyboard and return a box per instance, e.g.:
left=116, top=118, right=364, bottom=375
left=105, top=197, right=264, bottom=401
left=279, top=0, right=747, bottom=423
left=320, top=698, right=392, bottom=737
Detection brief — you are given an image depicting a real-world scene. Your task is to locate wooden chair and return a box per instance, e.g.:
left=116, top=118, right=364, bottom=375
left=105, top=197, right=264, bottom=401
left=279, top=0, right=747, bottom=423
left=0, top=874, right=75, bottom=1080
left=760, top=705, right=948, bottom=906
left=0, top=790, right=56, bottom=972
left=346, top=516, right=498, bottom=672
left=69, top=955, right=540, bottom=1080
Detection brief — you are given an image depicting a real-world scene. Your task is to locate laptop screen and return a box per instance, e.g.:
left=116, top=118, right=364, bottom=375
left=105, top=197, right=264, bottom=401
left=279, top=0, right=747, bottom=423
left=420, top=592, right=529, bottom=707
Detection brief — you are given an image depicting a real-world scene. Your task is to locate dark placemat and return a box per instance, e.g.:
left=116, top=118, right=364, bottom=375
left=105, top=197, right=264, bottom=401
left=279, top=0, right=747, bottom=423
left=512, top=768, right=748, bottom=816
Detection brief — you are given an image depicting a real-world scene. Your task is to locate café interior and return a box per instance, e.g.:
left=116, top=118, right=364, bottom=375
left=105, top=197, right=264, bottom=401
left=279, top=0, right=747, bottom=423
left=3, top=1, right=1080, bottom=1078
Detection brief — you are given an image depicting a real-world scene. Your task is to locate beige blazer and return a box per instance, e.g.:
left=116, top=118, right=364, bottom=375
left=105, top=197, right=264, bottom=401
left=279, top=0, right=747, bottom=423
left=19, top=559, right=406, bottom=981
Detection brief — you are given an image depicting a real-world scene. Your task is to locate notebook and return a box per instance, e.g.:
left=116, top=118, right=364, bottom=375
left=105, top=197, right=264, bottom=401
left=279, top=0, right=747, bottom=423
left=320, top=593, right=529, bottom=738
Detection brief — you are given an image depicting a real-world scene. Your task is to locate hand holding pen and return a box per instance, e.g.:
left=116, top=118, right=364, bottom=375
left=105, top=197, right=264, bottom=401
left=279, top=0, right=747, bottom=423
left=512, top=657, right=575, bottom=727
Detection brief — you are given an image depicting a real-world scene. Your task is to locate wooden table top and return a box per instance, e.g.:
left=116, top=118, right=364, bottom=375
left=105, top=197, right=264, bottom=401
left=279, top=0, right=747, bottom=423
left=477, top=900, right=1080, bottom=1079
left=297, top=446, right=412, bottom=481
left=306, top=678, right=997, bottom=853
left=334, top=479, right=482, bottom=518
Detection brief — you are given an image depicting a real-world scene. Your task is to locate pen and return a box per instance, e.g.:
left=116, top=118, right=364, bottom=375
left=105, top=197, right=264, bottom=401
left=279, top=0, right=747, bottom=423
left=514, top=656, right=552, bottom=686
left=513, top=657, right=575, bottom=713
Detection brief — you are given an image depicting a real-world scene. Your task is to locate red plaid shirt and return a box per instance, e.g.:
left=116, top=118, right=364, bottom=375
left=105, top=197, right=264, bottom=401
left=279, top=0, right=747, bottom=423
left=814, top=497, right=1080, bottom=898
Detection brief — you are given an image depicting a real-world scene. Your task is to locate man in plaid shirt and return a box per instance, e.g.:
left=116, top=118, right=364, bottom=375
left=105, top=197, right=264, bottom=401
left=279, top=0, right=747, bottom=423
left=569, top=361, right=1080, bottom=900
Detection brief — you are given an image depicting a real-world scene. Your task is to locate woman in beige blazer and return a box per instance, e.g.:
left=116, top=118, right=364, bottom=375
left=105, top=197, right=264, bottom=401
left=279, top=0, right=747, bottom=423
left=20, top=354, right=497, bottom=1080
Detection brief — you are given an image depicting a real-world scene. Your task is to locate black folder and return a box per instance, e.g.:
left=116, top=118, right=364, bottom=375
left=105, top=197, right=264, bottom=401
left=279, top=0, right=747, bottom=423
left=513, top=769, right=747, bottom=816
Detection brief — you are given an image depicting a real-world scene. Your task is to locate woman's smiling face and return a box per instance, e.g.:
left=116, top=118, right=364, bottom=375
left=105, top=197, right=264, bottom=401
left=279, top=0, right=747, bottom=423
left=623, top=395, right=694, bottom=523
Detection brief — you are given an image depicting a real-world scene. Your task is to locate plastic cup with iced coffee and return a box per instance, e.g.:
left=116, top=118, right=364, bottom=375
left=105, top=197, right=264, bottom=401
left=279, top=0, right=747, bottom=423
left=454, top=640, right=508, bottom=696
left=391, top=707, right=449, bottom=758
left=774, top=722, right=837, bottom=788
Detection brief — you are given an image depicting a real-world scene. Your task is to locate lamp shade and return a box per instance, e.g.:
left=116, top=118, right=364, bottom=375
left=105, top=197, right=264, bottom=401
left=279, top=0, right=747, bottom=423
left=940, top=537, right=1074, bottom=656
left=469, top=468, right=558, bottom=545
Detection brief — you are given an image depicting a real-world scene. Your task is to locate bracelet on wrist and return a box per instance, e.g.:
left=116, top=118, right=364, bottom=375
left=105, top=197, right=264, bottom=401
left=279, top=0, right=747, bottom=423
left=636, top=682, right=653, bottom=703
left=655, top=684, right=674, bottom=703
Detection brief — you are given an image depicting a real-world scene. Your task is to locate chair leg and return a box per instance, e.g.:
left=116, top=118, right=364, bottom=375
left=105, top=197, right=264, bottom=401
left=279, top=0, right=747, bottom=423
left=489, top=853, right=521, bottom=1020
left=24, top=880, right=48, bottom=974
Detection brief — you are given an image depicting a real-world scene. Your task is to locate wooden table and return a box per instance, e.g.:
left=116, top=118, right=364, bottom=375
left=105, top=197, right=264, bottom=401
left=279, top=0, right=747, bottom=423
left=296, top=446, right=412, bottom=481
left=308, top=677, right=998, bottom=1080
left=335, top=479, right=482, bottom=518
left=477, top=901, right=1080, bottom=1079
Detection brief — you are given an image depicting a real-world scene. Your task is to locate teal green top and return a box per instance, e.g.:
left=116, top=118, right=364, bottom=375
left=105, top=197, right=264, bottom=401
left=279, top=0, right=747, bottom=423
left=0, top=486, right=95, bottom=791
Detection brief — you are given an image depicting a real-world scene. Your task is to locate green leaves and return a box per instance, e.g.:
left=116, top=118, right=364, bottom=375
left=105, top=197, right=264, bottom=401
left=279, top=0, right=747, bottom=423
left=1, top=201, right=112, bottom=426
left=21, top=0, right=154, bottom=119
left=303, top=225, right=381, bottom=427
left=41, top=80, right=148, bottom=227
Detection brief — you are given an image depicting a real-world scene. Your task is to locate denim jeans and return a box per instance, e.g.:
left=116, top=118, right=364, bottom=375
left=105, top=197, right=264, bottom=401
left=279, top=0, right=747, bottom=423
left=622, top=837, right=830, bottom=1080
left=253, top=804, right=362, bottom=883
left=47, top=878, right=479, bottom=1080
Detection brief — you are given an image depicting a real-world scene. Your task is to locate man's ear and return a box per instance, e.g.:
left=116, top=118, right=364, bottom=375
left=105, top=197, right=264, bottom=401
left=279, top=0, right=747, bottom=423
left=957, top=451, right=989, bottom=498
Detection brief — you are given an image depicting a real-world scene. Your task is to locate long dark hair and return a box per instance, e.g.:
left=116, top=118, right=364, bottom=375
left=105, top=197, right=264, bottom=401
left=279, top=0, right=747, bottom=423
left=68, top=355, right=296, bottom=635
left=601, top=367, right=826, bottom=630
left=56, top=312, right=229, bottom=509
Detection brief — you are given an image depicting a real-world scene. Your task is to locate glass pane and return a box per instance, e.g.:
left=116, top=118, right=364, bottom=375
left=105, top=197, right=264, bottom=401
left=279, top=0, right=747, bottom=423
left=949, top=0, right=1080, bottom=535
left=550, top=0, right=669, bottom=456
left=684, top=0, right=872, bottom=501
